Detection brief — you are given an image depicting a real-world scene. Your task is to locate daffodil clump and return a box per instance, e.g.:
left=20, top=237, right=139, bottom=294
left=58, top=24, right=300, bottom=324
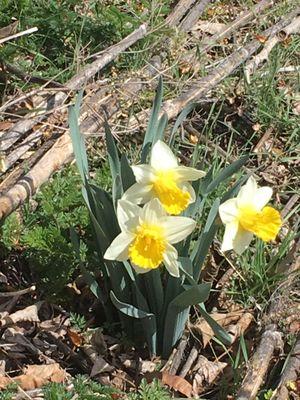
left=69, top=82, right=283, bottom=358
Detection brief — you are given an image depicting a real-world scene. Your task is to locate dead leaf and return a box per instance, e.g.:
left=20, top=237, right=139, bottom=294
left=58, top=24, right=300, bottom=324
left=0, top=363, right=68, bottom=390
left=161, top=372, right=194, bottom=398
left=0, top=21, right=18, bottom=39
left=192, top=311, right=243, bottom=347
left=90, top=355, right=114, bottom=377
left=227, top=312, right=253, bottom=341
left=255, top=34, right=268, bottom=43
left=192, top=356, right=227, bottom=395
left=68, top=329, right=83, bottom=347
left=0, top=302, right=43, bottom=328
left=192, top=20, right=226, bottom=37
left=0, top=121, right=14, bottom=131
left=293, top=101, right=300, bottom=115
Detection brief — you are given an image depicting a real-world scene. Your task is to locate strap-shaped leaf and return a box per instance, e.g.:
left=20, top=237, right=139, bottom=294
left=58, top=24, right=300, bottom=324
left=68, top=93, right=89, bottom=181
left=154, top=112, right=168, bottom=144
left=90, top=184, right=120, bottom=240
left=162, top=283, right=211, bottom=357
left=110, top=291, right=154, bottom=319
left=201, top=156, right=248, bottom=195
left=192, top=198, right=220, bottom=281
left=105, top=121, right=121, bottom=184
left=169, top=102, right=196, bottom=146
left=197, top=304, right=232, bottom=345
left=141, top=76, right=163, bottom=162
left=112, top=174, right=122, bottom=210
left=120, top=154, right=135, bottom=192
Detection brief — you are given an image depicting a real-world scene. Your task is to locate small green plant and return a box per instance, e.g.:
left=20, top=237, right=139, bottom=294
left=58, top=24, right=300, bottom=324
left=128, top=379, right=171, bottom=400
left=70, top=312, right=87, bottom=332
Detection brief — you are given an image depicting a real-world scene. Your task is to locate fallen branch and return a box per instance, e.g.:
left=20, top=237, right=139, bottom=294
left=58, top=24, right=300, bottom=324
left=245, top=15, right=300, bottom=83
left=0, top=285, right=36, bottom=298
left=179, top=0, right=212, bottom=32
left=0, top=23, right=147, bottom=152
left=273, top=338, right=300, bottom=400
left=0, top=27, right=38, bottom=45
left=236, top=325, right=284, bottom=400
left=165, top=0, right=197, bottom=27
left=130, top=7, right=300, bottom=127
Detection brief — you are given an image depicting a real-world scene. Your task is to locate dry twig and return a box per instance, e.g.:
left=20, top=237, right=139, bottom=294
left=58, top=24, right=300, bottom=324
left=0, top=27, right=38, bottom=45
left=245, top=15, right=300, bottom=83
left=0, top=23, right=147, bottom=152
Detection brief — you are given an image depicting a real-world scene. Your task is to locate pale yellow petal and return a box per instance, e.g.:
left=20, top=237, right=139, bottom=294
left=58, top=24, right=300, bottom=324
left=233, top=227, right=253, bottom=255
left=237, top=176, right=257, bottom=208
left=174, top=166, right=206, bottom=182
left=219, top=198, right=239, bottom=224
left=140, top=198, right=167, bottom=224
left=117, top=199, right=140, bottom=232
left=221, top=221, right=239, bottom=252
left=131, top=165, right=154, bottom=184
left=104, top=232, right=134, bottom=261
left=162, top=216, right=196, bottom=244
left=150, top=140, right=178, bottom=170
left=253, top=187, right=273, bottom=211
left=163, top=243, right=180, bottom=277
left=131, top=264, right=152, bottom=274
left=122, top=183, right=153, bottom=204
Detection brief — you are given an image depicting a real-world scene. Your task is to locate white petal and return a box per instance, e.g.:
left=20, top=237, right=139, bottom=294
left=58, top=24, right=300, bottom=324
left=131, top=264, right=152, bottom=274
left=182, top=182, right=196, bottom=204
left=140, top=198, right=167, bottom=224
left=253, top=187, right=273, bottom=211
left=174, top=166, right=206, bottom=182
left=163, top=244, right=180, bottom=277
left=162, top=216, right=196, bottom=244
left=233, top=227, right=253, bottom=255
left=122, top=183, right=153, bottom=204
left=150, top=140, right=178, bottom=170
left=219, top=198, right=239, bottom=224
left=117, top=199, right=140, bottom=232
left=237, top=176, right=257, bottom=208
left=221, top=221, right=239, bottom=252
left=131, top=165, right=155, bottom=184
left=104, top=232, right=134, bottom=261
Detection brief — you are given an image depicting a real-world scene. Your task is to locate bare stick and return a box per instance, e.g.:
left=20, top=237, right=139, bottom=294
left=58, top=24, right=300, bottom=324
left=125, top=7, right=300, bottom=131
left=179, top=0, right=212, bottom=32
left=0, top=23, right=147, bottom=152
left=0, top=130, right=44, bottom=174
left=274, top=338, right=300, bottom=400
left=199, top=0, right=274, bottom=55
left=0, top=27, right=38, bottom=45
left=165, top=0, right=197, bottom=27
left=236, top=325, right=284, bottom=400
left=245, top=16, right=300, bottom=83
left=0, top=285, right=36, bottom=297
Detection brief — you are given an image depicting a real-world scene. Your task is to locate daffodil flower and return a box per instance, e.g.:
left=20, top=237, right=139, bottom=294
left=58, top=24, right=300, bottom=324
left=123, top=140, right=206, bottom=215
left=219, top=176, right=282, bottom=255
left=104, top=198, right=196, bottom=277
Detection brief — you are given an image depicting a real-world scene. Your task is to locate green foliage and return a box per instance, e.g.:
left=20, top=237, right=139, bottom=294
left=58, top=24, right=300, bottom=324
left=0, top=165, right=110, bottom=301
left=69, top=80, right=247, bottom=357
left=43, top=376, right=121, bottom=400
left=229, top=231, right=295, bottom=308
left=0, top=384, right=18, bottom=400
left=70, top=312, right=87, bottom=332
left=128, top=379, right=171, bottom=400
